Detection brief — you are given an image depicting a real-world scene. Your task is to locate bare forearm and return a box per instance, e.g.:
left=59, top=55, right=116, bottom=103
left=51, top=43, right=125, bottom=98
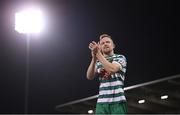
left=96, top=52, right=119, bottom=73
left=86, top=58, right=96, bottom=80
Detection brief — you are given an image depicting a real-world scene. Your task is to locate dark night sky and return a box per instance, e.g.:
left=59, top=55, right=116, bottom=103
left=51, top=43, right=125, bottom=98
left=0, top=0, right=179, bottom=113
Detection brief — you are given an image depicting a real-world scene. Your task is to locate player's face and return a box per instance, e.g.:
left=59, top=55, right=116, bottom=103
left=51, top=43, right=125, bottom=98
left=99, top=37, right=114, bottom=54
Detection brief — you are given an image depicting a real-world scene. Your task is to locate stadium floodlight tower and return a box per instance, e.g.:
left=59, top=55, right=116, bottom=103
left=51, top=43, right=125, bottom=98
left=15, top=8, right=44, bottom=113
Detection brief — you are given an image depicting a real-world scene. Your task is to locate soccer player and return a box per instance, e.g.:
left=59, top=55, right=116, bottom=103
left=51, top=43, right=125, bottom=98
left=87, top=34, right=127, bottom=114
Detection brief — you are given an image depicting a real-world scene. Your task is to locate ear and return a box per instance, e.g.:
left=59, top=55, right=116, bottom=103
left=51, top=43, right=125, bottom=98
left=113, top=43, right=116, bottom=49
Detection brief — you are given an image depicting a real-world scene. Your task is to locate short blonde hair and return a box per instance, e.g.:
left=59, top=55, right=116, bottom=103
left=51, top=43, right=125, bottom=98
left=99, top=34, right=112, bottom=40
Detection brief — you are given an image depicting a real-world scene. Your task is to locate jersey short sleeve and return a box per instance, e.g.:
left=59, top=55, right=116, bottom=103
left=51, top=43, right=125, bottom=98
left=112, top=55, right=127, bottom=69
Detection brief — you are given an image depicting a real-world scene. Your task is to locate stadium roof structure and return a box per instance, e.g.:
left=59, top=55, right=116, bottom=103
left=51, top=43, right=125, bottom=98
left=55, top=74, right=180, bottom=114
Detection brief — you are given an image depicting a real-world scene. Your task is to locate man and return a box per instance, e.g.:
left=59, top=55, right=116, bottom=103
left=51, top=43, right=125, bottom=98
left=86, top=34, right=127, bottom=114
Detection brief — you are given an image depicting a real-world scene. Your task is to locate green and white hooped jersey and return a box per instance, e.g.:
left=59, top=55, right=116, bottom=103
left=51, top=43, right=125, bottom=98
left=95, top=54, right=127, bottom=104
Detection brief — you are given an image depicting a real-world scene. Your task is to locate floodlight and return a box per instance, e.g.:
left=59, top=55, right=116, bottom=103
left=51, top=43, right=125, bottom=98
left=14, top=8, right=44, bottom=113
left=15, top=9, right=44, bottom=34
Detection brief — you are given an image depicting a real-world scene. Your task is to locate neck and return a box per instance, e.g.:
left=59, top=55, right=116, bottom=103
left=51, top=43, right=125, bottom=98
left=103, top=51, right=114, bottom=57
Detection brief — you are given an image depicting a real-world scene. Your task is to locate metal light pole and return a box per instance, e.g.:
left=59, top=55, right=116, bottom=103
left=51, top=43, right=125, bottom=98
left=15, top=8, right=44, bottom=113
left=25, top=33, right=30, bottom=114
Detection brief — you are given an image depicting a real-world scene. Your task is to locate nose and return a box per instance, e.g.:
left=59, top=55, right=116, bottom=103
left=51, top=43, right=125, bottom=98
left=104, top=42, right=108, bottom=45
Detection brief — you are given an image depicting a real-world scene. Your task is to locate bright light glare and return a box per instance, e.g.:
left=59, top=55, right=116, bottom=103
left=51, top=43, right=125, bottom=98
left=88, top=110, right=94, bottom=114
left=138, top=99, right=145, bottom=104
left=161, top=95, right=168, bottom=100
left=15, top=9, right=44, bottom=34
